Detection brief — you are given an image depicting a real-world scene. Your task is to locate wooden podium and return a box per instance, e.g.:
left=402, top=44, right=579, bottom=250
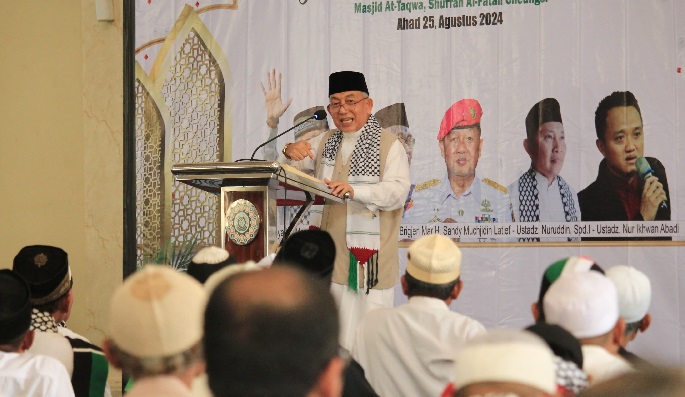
left=171, top=161, right=342, bottom=263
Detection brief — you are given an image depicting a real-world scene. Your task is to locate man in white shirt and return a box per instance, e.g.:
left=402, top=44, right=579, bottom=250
left=0, top=269, right=74, bottom=397
left=544, top=271, right=633, bottom=385
left=509, top=98, right=580, bottom=241
left=352, top=234, right=485, bottom=397
left=280, top=71, right=410, bottom=350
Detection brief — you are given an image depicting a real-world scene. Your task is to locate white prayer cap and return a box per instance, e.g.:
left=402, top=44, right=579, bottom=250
left=187, top=246, right=238, bottom=284
left=191, top=246, right=231, bottom=265
left=203, top=261, right=261, bottom=294
left=109, top=265, right=206, bottom=358
left=543, top=271, right=619, bottom=339
left=406, top=234, right=461, bottom=284
left=454, top=329, right=557, bottom=394
left=606, top=265, right=651, bottom=323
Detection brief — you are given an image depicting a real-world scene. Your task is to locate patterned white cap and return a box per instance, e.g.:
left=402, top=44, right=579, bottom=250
left=606, top=265, right=651, bottom=323
left=109, top=265, right=206, bottom=358
left=454, top=329, right=557, bottom=394
left=406, top=234, right=461, bottom=284
left=543, top=271, right=619, bottom=339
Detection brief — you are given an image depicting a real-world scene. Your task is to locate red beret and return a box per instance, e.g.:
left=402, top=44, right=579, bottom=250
left=437, top=99, right=483, bottom=140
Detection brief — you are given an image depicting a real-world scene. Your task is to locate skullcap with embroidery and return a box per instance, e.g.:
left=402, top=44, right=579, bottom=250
left=406, top=234, right=461, bottom=284
left=293, top=106, right=329, bottom=140
left=13, top=245, right=72, bottom=306
left=109, top=265, right=206, bottom=358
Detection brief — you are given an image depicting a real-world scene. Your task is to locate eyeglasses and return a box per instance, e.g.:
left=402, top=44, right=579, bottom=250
left=328, top=97, right=368, bottom=113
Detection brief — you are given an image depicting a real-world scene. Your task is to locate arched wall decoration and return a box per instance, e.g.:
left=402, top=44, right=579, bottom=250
left=134, top=62, right=170, bottom=265
left=134, top=5, right=233, bottom=266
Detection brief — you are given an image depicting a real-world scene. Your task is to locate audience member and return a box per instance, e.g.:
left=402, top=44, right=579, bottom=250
left=527, top=323, right=589, bottom=395
left=544, top=271, right=633, bottom=385
left=203, top=261, right=261, bottom=294
left=452, top=329, right=558, bottom=397
left=12, top=245, right=109, bottom=397
left=605, top=265, right=653, bottom=367
left=273, top=229, right=379, bottom=397
left=186, top=246, right=237, bottom=284
left=532, top=256, right=604, bottom=322
left=204, top=267, right=345, bottom=397
left=0, top=269, right=74, bottom=397
left=190, top=259, right=261, bottom=397
left=103, top=265, right=206, bottom=397
left=274, top=229, right=336, bottom=282
left=352, top=234, right=485, bottom=397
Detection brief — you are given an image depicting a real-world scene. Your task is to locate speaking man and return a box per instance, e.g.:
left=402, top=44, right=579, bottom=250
left=279, top=70, right=410, bottom=350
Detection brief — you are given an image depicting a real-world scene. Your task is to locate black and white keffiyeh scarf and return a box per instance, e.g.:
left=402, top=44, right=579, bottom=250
left=518, top=168, right=578, bottom=242
left=321, top=115, right=382, bottom=293
left=30, top=308, right=59, bottom=332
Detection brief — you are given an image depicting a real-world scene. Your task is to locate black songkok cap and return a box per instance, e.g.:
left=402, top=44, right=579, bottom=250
left=525, top=98, right=563, bottom=140
left=13, top=245, right=72, bottom=306
left=0, top=269, right=33, bottom=344
left=274, top=229, right=336, bottom=281
left=526, top=322, right=583, bottom=369
left=375, top=102, right=409, bottom=129
left=329, top=71, right=369, bottom=97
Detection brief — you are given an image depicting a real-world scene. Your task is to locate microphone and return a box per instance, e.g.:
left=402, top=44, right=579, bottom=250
left=636, top=157, right=668, bottom=209
left=250, top=110, right=327, bottom=161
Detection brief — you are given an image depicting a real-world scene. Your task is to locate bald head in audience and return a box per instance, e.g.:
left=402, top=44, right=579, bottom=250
left=204, top=267, right=344, bottom=397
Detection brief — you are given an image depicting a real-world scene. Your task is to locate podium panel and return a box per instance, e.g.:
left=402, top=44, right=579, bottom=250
left=172, top=161, right=341, bottom=261
left=221, top=186, right=276, bottom=263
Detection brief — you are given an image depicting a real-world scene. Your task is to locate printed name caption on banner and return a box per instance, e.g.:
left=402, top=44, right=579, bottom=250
left=398, top=221, right=684, bottom=240
left=354, top=0, right=549, bottom=16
